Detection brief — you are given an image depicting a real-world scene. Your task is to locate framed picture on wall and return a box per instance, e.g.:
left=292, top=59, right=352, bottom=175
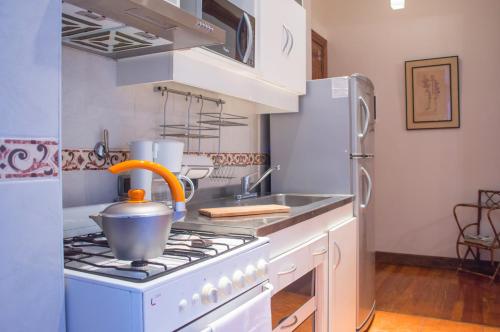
left=405, top=56, right=460, bottom=130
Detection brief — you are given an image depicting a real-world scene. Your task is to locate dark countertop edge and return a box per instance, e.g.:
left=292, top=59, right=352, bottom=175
left=255, top=195, right=353, bottom=236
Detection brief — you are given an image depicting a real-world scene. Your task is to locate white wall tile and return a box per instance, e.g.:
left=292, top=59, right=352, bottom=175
left=0, top=2, right=63, bottom=330
left=62, top=47, right=268, bottom=207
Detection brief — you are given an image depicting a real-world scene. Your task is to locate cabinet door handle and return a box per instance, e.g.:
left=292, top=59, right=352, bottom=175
left=312, top=248, right=327, bottom=256
left=277, top=264, right=297, bottom=275
left=333, top=241, right=342, bottom=269
left=282, top=25, right=290, bottom=54
left=280, top=315, right=298, bottom=329
left=287, top=28, right=294, bottom=56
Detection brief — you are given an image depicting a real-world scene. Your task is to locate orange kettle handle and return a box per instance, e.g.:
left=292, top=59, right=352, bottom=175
left=108, top=160, right=186, bottom=204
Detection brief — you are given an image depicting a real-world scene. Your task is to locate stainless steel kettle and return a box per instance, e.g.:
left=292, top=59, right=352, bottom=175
left=90, top=160, right=186, bottom=262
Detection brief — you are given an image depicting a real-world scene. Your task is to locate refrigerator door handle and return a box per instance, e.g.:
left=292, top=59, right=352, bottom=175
left=360, top=166, right=373, bottom=208
left=358, top=96, right=370, bottom=138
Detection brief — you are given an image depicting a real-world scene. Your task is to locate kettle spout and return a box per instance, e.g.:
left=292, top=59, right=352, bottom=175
left=89, top=214, right=103, bottom=229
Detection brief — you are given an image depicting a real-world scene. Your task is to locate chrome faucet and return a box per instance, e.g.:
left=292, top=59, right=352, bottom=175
left=235, top=165, right=280, bottom=200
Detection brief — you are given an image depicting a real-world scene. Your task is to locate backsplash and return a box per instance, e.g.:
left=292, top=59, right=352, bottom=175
left=62, top=47, right=269, bottom=207
left=0, top=138, right=59, bottom=180
left=61, top=149, right=269, bottom=171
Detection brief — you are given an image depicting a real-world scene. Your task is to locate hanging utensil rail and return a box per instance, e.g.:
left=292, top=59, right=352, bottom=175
left=154, top=86, right=225, bottom=105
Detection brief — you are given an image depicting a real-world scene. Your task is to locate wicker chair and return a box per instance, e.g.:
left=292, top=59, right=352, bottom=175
left=453, top=190, right=500, bottom=283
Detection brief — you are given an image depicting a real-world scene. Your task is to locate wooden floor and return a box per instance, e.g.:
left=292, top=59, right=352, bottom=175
left=369, top=311, right=500, bottom=332
left=375, top=263, right=500, bottom=327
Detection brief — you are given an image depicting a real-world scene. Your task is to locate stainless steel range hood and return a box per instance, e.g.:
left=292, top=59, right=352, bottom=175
left=62, top=0, right=225, bottom=59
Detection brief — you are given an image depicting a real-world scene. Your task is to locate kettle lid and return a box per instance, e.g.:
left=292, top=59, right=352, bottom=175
left=101, top=189, right=172, bottom=218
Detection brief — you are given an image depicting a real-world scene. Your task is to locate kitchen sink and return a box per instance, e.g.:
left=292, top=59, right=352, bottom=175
left=239, top=194, right=331, bottom=207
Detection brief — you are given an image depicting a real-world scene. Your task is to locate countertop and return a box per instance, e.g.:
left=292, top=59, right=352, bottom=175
left=173, top=194, right=354, bottom=236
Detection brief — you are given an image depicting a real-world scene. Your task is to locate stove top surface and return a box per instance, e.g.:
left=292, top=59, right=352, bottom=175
left=64, top=229, right=257, bottom=283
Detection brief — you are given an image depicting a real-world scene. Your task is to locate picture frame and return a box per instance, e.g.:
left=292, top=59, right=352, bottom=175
left=405, top=56, right=460, bottom=130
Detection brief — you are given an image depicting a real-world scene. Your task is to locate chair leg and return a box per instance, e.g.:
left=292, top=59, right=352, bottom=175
left=456, top=244, right=475, bottom=273
left=489, top=260, right=500, bottom=284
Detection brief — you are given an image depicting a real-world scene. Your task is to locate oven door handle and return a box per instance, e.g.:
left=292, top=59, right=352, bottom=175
left=200, top=282, right=274, bottom=332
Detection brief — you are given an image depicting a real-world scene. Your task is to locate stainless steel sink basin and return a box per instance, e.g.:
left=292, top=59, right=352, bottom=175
left=238, top=194, right=331, bottom=207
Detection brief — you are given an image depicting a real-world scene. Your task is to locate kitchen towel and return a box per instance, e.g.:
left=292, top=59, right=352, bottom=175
left=202, top=283, right=273, bottom=332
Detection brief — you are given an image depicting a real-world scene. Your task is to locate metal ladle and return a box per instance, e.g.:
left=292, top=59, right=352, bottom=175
left=94, top=129, right=109, bottom=159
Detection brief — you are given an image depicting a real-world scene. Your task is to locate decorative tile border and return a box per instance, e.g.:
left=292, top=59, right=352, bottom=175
left=195, top=152, right=269, bottom=167
left=0, top=138, right=59, bottom=180
left=62, top=149, right=129, bottom=171
left=61, top=149, right=269, bottom=171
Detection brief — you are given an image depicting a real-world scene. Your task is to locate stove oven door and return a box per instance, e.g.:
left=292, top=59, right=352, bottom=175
left=177, top=282, right=273, bottom=332
left=268, top=233, right=328, bottom=331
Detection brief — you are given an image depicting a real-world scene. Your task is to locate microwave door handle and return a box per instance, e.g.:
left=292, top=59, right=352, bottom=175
left=236, top=15, right=245, bottom=60
left=360, top=166, right=372, bottom=208
left=242, top=12, right=253, bottom=64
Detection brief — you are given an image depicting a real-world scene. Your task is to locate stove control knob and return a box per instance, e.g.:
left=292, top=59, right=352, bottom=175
left=218, top=276, right=233, bottom=296
left=178, top=299, right=188, bottom=312
left=202, top=283, right=218, bottom=304
left=245, top=264, right=257, bottom=282
left=256, top=259, right=269, bottom=276
left=192, top=293, right=201, bottom=306
left=232, top=270, right=245, bottom=288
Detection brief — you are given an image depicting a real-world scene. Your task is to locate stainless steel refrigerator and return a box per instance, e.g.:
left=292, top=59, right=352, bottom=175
left=270, top=75, right=376, bottom=332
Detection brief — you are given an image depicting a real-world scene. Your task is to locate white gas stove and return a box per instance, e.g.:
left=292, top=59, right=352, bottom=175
left=63, top=207, right=271, bottom=332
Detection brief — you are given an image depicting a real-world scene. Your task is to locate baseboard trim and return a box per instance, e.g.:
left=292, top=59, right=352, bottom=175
left=375, top=251, right=497, bottom=270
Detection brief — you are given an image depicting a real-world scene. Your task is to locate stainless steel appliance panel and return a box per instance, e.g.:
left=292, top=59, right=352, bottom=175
left=270, top=79, right=351, bottom=194
left=62, top=0, right=226, bottom=59
left=353, top=156, right=376, bottom=331
left=202, top=0, right=255, bottom=67
left=350, top=75, right=375, bottom=156
left=271, top=75, right=376, bottom=332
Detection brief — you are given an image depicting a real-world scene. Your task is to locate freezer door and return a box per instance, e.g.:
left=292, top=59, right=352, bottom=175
left=270, top=78, right=352, bottom=194
left=353, top=157, right=376, bottom=331
left=350, top=75, right=375, bottom=156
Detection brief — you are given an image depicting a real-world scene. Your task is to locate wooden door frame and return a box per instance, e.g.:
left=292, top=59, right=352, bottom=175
left=311, top=30, right=328, bottom=79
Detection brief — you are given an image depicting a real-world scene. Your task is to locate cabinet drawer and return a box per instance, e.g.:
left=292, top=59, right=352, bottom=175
left=269, top=233, right=327, bottom=293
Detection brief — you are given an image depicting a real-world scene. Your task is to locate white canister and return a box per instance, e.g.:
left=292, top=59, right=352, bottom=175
left=154, top=139, right=184, bottom=173
left=129, top=140, right=154, bottom=200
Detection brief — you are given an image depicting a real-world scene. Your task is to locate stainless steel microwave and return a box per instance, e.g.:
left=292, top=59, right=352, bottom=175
left=200, top=0, right=256, bottom=67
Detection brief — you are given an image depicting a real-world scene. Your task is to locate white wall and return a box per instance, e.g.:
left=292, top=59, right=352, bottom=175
left=312, top=0, right=500, bottom=257
left=0, top=1, right=65, bottom=331
left=62, top=47, right=267, bottom=207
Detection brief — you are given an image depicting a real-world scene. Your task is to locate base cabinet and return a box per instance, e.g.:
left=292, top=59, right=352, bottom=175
left=328, top=218, right=357, bottom=332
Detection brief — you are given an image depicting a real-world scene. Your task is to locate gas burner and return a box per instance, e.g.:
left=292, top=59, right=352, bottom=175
left=131, top=261, right=149, bottom=268
left=92, top=238, right=109, bottom=246
left=63, top=230, right=257, bottom=283
left=191, top=239, right=213, bottom=248
left=64, top=246, right=84, bottom=256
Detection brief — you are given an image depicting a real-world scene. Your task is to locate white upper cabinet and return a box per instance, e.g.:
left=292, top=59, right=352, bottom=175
left=257, top=0, right=306, bottom=94
left=115, top=0, right=307, bottom=112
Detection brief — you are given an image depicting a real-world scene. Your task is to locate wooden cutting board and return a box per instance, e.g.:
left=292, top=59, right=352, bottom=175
left=199, top=204, right=291, bottom=218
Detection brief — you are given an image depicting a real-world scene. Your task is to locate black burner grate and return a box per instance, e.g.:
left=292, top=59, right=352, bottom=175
left=63, top=229, right=256, bottom=283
